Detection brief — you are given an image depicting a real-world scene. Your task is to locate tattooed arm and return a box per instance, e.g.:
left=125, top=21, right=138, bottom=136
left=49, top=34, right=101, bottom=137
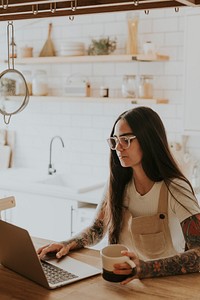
left=62, top=216, right=106, bottom=249
left=138, top=213, right=200, bottom=279
left=37, top=197, right=107, bottom=259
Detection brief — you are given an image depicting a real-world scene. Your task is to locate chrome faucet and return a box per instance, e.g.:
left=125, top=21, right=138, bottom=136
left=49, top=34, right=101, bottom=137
left=48, top=136, right=65, bottom=175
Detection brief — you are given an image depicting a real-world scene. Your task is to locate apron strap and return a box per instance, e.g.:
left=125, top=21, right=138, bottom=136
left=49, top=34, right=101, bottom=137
left=157, top=182, right=168, bottom=214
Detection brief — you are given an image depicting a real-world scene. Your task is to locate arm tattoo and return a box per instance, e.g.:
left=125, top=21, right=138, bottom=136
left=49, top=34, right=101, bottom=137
left=181, top=214, right=200, bottom=248
left=63, top=218, right=105, bottom=249
left=62, top=198, right=107, bottom=250
left=139, top=249, right=200, bottom=278
left=139, top=214, right=200, bottom=279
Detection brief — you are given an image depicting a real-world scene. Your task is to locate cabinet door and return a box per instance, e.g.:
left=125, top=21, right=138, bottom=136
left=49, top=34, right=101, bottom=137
left=72, top=205, right=96, bottom=235
left=10, top=191, right=74, bottom=241
left=184, top=15, right=200, bottom=132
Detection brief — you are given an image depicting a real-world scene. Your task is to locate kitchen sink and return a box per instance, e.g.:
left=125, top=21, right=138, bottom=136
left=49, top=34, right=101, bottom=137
left=38, top=173, right=105, bottom=193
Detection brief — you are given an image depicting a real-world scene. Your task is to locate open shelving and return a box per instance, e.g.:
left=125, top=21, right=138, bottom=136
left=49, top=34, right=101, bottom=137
left=11, top=53, right=169, bottom=65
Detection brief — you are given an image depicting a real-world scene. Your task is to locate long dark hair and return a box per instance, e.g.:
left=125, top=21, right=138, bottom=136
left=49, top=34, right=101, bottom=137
left=107, top=106, right=194, bottom=244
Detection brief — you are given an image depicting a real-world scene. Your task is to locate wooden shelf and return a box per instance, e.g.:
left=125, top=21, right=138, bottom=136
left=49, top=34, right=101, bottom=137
left=12, top=53, right=169, bottom=65
left=26, top=96, right=169, bottom=104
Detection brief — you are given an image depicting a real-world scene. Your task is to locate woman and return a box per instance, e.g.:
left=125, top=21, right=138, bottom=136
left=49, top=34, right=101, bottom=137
left=38, top=106, right=200, bottom=284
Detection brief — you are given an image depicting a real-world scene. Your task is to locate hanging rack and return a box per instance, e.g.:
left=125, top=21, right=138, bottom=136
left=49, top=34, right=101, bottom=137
left=1, top=0, right=9, bottom=9
left=50, top=2, right=57, bottom=13
left=32, top=4, right=38, bottom=15
left=0, top=0, right=197, bottom=22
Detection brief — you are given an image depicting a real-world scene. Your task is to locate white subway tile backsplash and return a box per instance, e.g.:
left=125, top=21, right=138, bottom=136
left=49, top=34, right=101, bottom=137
left=165, top=61, right=184, bottom=75
left=165, top=32, right=184, bottom=46
left=105, top=21, right=127, bottom=36
left=154, top=75, right=177, bottom=90
left=138, top=61, right=164, bottom=75
left=115, top=62, right=139, bottom=76
left=0, top=9, right=199, bottom=177
left=153, top=18, right=179, bottom=33
left=91, top=12, right=116, bottom=23
left=93, top=62, right=115, bottom=76
left=139, top=19, right=153, bottom=34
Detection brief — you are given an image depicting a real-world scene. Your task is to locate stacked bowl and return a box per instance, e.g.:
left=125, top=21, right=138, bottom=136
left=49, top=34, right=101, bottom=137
left=58, top=42, right=85, bottom=56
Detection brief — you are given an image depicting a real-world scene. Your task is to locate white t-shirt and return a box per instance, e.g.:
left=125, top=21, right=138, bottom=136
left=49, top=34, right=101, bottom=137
left=124, top=179, right=200, bottom=253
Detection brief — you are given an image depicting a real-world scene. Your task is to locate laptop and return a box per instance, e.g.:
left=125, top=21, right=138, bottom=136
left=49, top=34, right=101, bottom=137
left=0, top=220, right=101, bottom=289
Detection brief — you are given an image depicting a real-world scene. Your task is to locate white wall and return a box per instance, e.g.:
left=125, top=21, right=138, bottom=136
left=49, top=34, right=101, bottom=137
left=0, top=7, right=200, bottom=180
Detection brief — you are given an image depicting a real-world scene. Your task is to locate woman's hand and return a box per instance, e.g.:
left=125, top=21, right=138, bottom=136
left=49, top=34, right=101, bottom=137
left=37, top=242, right=75, bottom=260
left=113, top=250, right=141, bottom=285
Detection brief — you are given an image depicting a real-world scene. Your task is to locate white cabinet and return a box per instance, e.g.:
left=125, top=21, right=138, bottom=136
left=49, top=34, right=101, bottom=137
left=0, top=189, right=98, bottom=242
left=1, top=190, right=78, bottom=241
left=184, top=15, right=200, bottom=133
left=72, top=203, right=97, bottom=235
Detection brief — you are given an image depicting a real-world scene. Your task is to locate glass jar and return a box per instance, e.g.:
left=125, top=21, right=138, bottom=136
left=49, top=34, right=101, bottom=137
left=23, top=70, right=32, bottom=95
left=138, top=75, right=154, bottom=99
left=121, top=75, right=136, bottom=98
left=32, top=70, right=48, bottom=96
left=17, top=70, right=32, bottom=96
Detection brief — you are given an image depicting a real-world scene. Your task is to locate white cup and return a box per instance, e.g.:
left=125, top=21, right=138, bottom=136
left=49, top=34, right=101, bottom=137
left=143, top=41, right=155, bottom=56
left=100, top=244, right=136, bottom=282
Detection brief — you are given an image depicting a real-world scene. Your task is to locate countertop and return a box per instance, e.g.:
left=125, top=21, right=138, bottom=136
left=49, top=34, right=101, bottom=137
left=0, top=168, right=105, bottom=205
left=0, top=168, right=199, bottom=206
left=0, top=236, right=199, bottom=300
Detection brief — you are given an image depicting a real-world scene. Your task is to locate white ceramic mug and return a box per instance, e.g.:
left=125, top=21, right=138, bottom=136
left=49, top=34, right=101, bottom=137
left=143, top=41, right=155, bottom=56
left=100, top=244, right=136, bottom=282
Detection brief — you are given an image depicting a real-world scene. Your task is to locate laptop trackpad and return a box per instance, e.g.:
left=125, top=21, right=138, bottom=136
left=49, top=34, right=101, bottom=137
left=48, top=256, right=100, bottom=277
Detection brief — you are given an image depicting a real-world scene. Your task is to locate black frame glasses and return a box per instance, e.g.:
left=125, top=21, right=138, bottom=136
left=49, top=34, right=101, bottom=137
left=107, top=135, right=136, bottom=150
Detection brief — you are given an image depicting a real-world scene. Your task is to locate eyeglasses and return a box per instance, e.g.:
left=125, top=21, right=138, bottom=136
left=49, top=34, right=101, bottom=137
left=107, top=135, right=136, bottom=150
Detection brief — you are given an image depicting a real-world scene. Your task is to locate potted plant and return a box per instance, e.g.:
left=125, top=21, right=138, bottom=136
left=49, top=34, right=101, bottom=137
left=88, top=37, right=117, bottom=55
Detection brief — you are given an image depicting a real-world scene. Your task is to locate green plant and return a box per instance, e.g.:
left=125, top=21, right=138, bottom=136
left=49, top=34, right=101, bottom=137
left=88, top=37, right=117, bottom=55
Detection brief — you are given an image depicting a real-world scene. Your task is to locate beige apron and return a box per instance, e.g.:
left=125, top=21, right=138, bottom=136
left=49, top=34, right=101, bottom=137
left=119, top=182, right=178, bottom=261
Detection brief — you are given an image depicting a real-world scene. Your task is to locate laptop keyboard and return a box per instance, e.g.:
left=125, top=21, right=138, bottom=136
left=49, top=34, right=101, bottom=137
left=41, top=261, right=79, bottom=285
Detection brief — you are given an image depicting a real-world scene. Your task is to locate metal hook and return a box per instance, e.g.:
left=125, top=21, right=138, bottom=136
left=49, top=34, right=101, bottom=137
left=69, top=15, right=74, bottom=21
left=50, top=2, right=56, bottom=13
left=32, top=4, right=38, bottom=15
left=175, top=7, right=179, bottom=12
left=1, top=0, right=8, bottom=9
left=71, top=0, right=77, bottom=12
left=144, top=9, right=149, bottom=15
left=3, top=115, right=11, bottom=125
left=134, top=0, right=139, bottom=6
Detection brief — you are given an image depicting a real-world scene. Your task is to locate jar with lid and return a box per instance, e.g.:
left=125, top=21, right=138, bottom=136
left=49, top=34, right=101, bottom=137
left=32, top=70, right=48, bottom=96
left=121, top=75, right=136, bottom=98
left=138, top=75, right=154, bottom=99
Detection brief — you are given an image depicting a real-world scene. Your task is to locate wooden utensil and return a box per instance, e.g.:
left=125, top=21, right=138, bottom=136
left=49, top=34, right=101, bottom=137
left=39, top=23, right=55, bottom=57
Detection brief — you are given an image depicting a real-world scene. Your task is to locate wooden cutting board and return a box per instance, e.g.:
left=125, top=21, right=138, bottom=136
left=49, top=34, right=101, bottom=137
left=0, top=145, right=11, bottom=169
